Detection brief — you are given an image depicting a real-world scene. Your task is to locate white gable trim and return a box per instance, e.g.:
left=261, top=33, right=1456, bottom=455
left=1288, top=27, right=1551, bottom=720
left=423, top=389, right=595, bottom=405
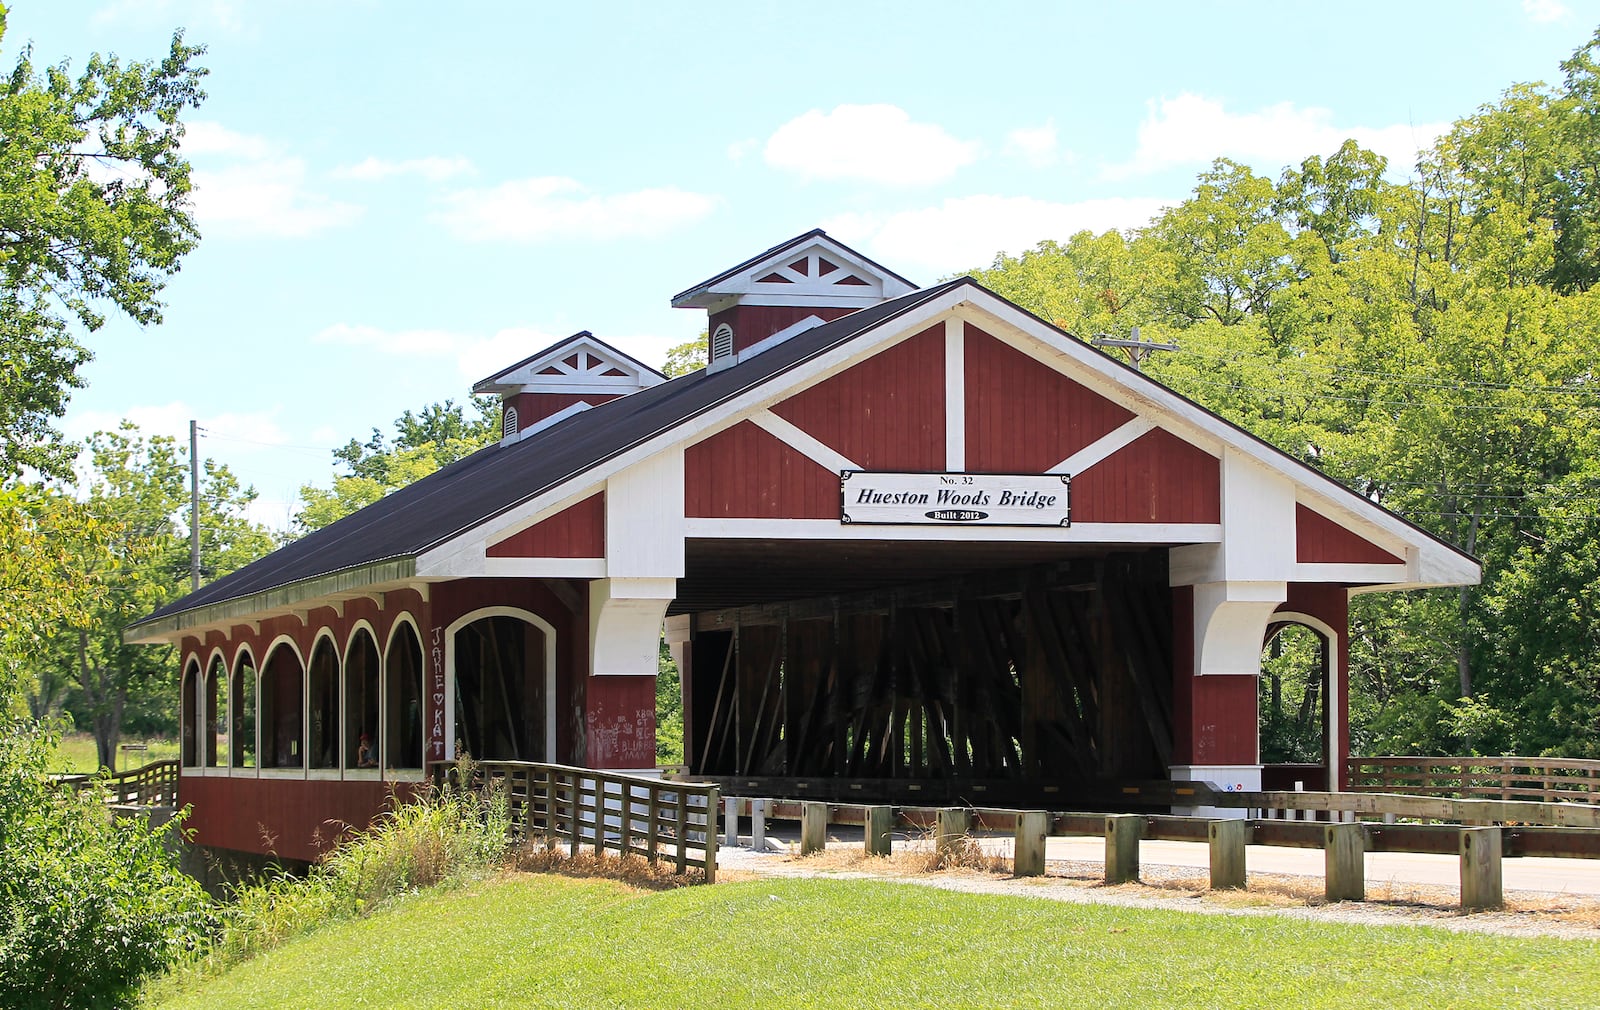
left=707, top=314, right=827, bottom=375
left=418, top=285, right=1478, bottom=590
left=674, top=234, right=918, bottom=308
left=750, top=409, right=859, bottom=474
left=1048, top=418, right=1158, bottom=476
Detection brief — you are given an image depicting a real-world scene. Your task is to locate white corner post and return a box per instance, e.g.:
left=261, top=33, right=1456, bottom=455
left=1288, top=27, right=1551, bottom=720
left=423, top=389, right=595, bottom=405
left=589, top=448, right=685, bottom=678
left=1169, top=449, right=1294, bottom=816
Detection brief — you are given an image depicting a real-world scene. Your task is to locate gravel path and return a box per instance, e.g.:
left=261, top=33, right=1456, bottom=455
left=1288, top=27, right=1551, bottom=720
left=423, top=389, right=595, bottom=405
left=715, top=841, right=1600, bottom=940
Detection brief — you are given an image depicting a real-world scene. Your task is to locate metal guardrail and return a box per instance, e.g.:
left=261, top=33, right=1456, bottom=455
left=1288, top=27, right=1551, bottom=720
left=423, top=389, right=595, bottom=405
left=457, top=761, right=720, bottom=882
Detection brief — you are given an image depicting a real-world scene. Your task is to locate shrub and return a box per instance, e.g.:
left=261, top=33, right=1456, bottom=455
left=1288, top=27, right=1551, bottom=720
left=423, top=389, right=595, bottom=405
left=0, top=718, right=213, bottom=1009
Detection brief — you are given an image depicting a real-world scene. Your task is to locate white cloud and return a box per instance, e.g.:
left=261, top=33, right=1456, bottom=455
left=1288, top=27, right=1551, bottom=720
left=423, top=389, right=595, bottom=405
left=192, top=158, right=364, bottom=238
left=826, top=194, right=1169, bottom=276
left=91, top=0, right=245, bottom=31
left=726, top=138, right=761, bottom=163
left=1110, top=93, right=1448, bottom=178
left=182, top=120, right=276, bottom=160
left=314, top=322, right=677, bottom=382
left=1003, top=121, right=1062, bottom=168
left=64, top=402, right=289, bottom=449
left=763, top=104, right=981, bottom=186
left=332, top=156, right=475, bottom=182
left=1523, top=0, right=1569, bottom=22
left=433, top=177, right=716, bottom=242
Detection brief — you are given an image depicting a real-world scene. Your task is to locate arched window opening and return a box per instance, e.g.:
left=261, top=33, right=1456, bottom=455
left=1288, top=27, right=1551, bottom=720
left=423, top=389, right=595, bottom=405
left=307, top=637, right=340, bottom=770
left=344, top=630, right=380, bottom=769
left=232, top=653, right=257, bottom=768
left=260, top=644, right=304, bottom=768
left=205, top=656, right=227, bottom=767
left=385, top=623, right=424, bottom=770
left=454, top=615, right=547, bottom=762
left=180, top=660, right=200, bottom=767
left=1260, top=622, right=1328, bottom=766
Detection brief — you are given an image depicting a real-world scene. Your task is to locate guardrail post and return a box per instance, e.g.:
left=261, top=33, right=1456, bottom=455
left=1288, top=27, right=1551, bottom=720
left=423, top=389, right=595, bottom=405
left=936, top=808, right=971, bottom=856
left=1014, top=810, right=1049, bottom=877
left=724, top=795, right=739, bottom=848
left=1104, top=814, right=1142, bottom=884
left=704, top=786, right=719, bottom=884
left=1208, top=819, right=1247, bottom=890
left=800, top=801, right=829, bottom=855
left=752, top=798, right=767, bottom=851
left=1324, top=822, right=1365, bottom=901
left=1459, top=827, right=1503, bottom=911
left=864, top=805, right=893, bottom=856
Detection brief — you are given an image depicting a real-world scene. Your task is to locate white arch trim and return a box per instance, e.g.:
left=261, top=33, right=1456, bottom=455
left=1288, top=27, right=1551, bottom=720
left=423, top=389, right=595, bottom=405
left=1269, top=611, right=1343, bottom=793
left=341, top=620, right=381, bottom=775
left=202, top=647, right=229, bottom=769
left=180, top=656, right=202, bottom=768
left=442, top=607, right=558, bottom=763
left=383, top=613, right=424, bottom=773
left=343, top=619, right=380, bottom=661
left=230, top=643, right=260, bottom=778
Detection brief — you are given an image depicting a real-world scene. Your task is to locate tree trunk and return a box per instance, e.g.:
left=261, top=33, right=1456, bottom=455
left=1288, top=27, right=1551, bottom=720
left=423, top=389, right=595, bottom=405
left=76, top=630, right=124, bottom=771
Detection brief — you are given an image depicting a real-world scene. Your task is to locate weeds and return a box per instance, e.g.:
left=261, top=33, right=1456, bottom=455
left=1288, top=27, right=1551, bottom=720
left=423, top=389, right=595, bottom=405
left=512, top=838, right=702, bottom=889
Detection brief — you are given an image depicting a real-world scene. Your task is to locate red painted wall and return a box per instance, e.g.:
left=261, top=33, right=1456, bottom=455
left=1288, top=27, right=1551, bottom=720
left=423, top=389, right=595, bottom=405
left=1171, top=584, right=1258, bottom=768
left=964, top=324, right=1133, bottom=472
left=684, top=420, right=838, bottom=519
left=1295, top=504, right=1403, bottom=564
left=1281, top=584, right=1352, bottom=789
left=1071, top=429, right=1221, bottom=524
left=488, top=493, right=605, bottom=558
left=771, top=324, right=945, bottom=471
left=509, top=391, right=621, bottom=427
left=585, top=676, right=657, bottom=768
left=709, top=304, right=856, bottom=354
left=179, top=773, right=416, bottom=863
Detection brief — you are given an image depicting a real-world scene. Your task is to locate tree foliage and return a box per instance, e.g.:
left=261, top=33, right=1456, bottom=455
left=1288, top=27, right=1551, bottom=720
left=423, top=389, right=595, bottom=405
left=970, top=32, right=1600, bottom=757
left=296, top=398, right=501, bottom=533
left=0, top=11, right=207, bottom=479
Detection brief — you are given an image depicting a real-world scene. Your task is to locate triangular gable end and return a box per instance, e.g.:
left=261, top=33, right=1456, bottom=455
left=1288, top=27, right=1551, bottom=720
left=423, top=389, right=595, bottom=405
left=473, top=331, right=666, bottom=396
left=671, top=230, right=919, bottom=313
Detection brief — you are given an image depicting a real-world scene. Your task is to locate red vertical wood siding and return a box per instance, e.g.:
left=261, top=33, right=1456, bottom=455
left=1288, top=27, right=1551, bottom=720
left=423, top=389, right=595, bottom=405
left=511, top=391, right=621, bottom=426
left=963, top=324, right=1133, bottom=473
left=1295, top=504, right=1403, bottom=564
left=1190, top=675, right=1258, bottom=766
left=584, top=676, right=657, bottom=768
left=770, top=324, right=945, bottom=471
left=1281, top=584, right=1351, bottom=789
left=1071, top=429, right=1221, bottom=524
left=488, top=493, right=605, bottom=558
left=684, top=420, right=838, bottom=519
left=179, top=774, right=419, bottom=862
left=709, top=304, right=857, bottom=353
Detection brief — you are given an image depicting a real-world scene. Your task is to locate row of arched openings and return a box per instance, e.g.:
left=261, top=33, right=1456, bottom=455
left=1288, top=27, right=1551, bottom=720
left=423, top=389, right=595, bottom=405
left=180, top=621, right=425, bottom=772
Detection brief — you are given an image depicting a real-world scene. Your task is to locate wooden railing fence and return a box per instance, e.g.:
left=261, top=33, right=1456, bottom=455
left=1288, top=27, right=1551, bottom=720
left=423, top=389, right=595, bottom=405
left=1350, top=756, right=1600, bottom=804
left=55, top=759, right=179, bottom=807
left=457, top=761, right=719, bottom=882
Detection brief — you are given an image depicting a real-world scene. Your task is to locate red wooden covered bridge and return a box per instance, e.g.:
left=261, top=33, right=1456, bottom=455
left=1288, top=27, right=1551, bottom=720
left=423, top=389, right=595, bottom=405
left=126, top=230, right=1479, bottom=863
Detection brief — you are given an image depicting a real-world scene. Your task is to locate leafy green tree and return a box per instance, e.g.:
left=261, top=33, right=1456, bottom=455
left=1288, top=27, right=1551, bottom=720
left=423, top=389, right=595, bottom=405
left=297, top=398, right=501, bottom=533
left=0, top=718, right=213, bottom=1007
left=663, top=334, right=707, bottom=377
left=0, top=11, right=207, bottom=479
left=26, top=425, right=277, bottom=768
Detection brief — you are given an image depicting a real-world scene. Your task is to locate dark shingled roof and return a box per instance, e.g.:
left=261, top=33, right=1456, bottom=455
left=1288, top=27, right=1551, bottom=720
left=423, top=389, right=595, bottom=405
left=135, top=279, right=969, bottom=627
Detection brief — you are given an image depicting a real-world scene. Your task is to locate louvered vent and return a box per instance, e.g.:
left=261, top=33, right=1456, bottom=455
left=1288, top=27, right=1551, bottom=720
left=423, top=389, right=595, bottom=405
left=502, top=405, right=519, bottom=440
left=711, top=323, right=734, bottom=362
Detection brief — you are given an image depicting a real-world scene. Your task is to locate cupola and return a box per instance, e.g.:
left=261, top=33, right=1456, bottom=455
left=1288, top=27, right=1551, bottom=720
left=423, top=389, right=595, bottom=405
left=671, top=229, right=918, bottom=372
left=472, top=331, right=666, bottom=445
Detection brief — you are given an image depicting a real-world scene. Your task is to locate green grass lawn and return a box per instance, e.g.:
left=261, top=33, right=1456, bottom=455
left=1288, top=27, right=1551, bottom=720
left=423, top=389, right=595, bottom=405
left=49, top=733, right=179, bottom=774
left=147, top=873, right=1598, bottom=1010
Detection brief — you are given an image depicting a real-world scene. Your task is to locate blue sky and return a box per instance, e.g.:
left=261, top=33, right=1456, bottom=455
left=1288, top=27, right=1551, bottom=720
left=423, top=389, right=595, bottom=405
left=12, top=0, right=1599, bottom=529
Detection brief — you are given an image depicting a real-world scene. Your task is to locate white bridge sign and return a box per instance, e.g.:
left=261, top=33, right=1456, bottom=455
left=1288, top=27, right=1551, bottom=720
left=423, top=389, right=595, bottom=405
left=840, top=471, right=1071, bottom=527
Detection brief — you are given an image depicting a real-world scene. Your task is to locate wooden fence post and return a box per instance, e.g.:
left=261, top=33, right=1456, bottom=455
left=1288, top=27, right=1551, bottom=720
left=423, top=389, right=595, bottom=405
left=1459, top=827, right=1503, bottom=911
left=1324, top=822, right=1365, bottom=901
left=936, top=808, right=971, bottom=855
left=1104, top=814, right=1142, bottom=884
left=1014, top=810, right=1049, bottom=877
left=865, top=806, right=893, bottom=857
left=704, top=786, right=719, bottom=884
left=800, top=801, right=829, bottom=855
left=1208, top=819, right=1247, bottom=890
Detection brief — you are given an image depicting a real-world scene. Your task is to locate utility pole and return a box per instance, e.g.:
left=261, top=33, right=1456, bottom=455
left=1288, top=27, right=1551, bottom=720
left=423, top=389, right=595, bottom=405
left=1090, top=326, right=1178, bottom=371
left=189, top=419, right=201, bottom=592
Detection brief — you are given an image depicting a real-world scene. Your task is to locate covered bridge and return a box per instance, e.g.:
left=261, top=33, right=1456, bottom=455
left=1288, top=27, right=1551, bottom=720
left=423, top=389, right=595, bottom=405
left=126, top=230, right=1480, bottom=862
